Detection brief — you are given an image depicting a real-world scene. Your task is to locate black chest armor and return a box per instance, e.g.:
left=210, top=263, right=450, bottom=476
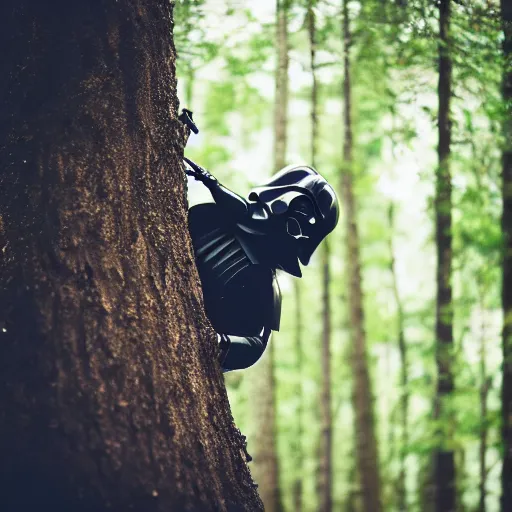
left=188, top=203, right=281, bottom=337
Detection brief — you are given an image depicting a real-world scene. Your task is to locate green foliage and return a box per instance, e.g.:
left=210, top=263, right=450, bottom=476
left=174, top=0, right=506, bottom=510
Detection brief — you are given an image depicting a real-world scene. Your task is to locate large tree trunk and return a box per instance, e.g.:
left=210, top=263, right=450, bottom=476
left=501, top=2, right=512, bottom=510
left=433, top=1, right=456, bottom=510
left=0, top=2, right=262, bottom=511
left=246, top=2, right=289, bottom=510
left=308, top=2, right=333, bottom=510
left=341, top=2, right=382, bottom=511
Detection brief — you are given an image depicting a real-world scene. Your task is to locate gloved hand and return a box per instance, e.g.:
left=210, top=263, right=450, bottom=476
left=184, top=157, right=218, bottom=189
left=178, top=109, right=199, bottom=135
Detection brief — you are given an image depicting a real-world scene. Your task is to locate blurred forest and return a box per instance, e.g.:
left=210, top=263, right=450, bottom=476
left=174, top=0, right=511, bottom=511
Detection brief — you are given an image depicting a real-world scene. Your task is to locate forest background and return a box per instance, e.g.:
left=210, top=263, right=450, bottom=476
left=174, top=1, right=510, bottom=511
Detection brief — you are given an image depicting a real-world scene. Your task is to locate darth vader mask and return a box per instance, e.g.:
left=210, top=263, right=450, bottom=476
left=248, top=165, right=339, bottom=276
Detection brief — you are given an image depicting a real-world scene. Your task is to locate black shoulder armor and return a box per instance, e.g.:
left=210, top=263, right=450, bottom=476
left=188, top=203, right=282, bottom=337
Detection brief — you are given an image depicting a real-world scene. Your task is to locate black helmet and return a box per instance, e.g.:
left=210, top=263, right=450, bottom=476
left=248, top=165, right=339, bottom=272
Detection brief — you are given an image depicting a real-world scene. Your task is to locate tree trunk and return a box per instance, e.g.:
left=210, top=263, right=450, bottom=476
left=246, top=2, right=289, bottom=510
left=388, top=203, right=408, bottom=512
left=274, top=0, right=289, bottom=173
left=341, top=2, right=382, bottom=511
left=434, top=1, right=456, bottom=510
left=246, top=343, right=282, bottom=512
left=308, top=0, right=319, bottom=170
left=478, top=283, right=489, bottom=512
left=501, top=2, right=512, bottom=510
left=308, top=2, right=333, bottom=510
left=0, top=2, right=262, bottom=511
left=319, top=238, right=333, bottom=512
left=293, top=279, right=304, bottom=512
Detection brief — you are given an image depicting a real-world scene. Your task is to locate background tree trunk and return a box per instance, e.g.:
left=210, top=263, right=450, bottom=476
left=293, top=279, right=304, bottom=512
left=501, top=2, right=512, bottom=510
left=0, top=2, right=261, bottom=510
left=319, top=238, right=333, bottom=512
left=308, top=2, right=333, bottom=510
left=274, top=0, right=289, bottom=174
left=246, top=343, right=282, bottom=512
left=478, top=285, right=488, bottom=512
left=245, top=1, right=288, bottom=510
left=388, top=203, right=408, bottom=512
left=341, top=2, right=382, bottom=511
left=434, top=0, right=456, bottom=510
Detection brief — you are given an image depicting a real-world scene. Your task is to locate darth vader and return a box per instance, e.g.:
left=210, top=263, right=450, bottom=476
left=185, top=157, right=339, bottom=371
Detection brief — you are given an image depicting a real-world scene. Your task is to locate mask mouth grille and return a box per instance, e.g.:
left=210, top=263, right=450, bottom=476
left=286, top=217, right=309, bottom=240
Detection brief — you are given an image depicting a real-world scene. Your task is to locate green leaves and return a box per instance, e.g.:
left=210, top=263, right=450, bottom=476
left=174, top=1, right=506, bottom=509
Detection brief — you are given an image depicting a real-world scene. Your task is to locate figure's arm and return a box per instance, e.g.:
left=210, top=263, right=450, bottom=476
left=218, top=327, right=272, bottom=371
left=184, top=157, right=249, bottom=219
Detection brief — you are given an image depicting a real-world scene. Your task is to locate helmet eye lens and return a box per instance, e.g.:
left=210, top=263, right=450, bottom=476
left=291, top=197, right=314, bottom=217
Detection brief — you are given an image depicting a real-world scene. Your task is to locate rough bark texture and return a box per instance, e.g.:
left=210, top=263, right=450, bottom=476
left=501, top=1, right=512, bottom=510
left=308, top=2, right=333, bottom=510
left=341, top=2, right=382, bottom=511
left=0, top=2, right=262, bottom=511
left=245, top=2, right=289, bottom=510
left=433, top=1, right=456, bottom=510
left=388, top=203, right=408, bottom=512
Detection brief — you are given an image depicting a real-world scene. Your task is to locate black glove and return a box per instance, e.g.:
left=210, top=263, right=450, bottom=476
left=184, top=157, right=218, bottom=188
left=178, top=109, right=199, bottom=134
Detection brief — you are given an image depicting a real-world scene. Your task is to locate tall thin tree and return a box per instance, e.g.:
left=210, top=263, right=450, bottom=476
left=246, top=341, right=282, bottom=512
left=433, top=0, right=456, bottom=510
left=340, top=1, right=382, bottom=511
left=0, top=1, right=262, bottom=511
left=478, top=280, right=489, bottom=512
left=246, top=1, right=289, bottom=510
left=388, top=202, right=409, bottom=512
left=307, top=1, right=333, bottom=510
left=501, top=1, right=512, bottom=510
left=293, top=279, right=304, bottom=512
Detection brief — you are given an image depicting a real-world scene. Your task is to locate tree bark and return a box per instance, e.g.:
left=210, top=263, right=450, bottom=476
left=246, top=2, right=289, bottom=510
left=501, top=2, right=512, bottom=510
left=388, top=203, right=408, bottom=512
left=341, top=2, right=382, bottom=511
left=308, top=2, right=333, bottom=510
left=0, top=2, right=262, bottom=511
left=434, top=1, right=456, bottom=510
